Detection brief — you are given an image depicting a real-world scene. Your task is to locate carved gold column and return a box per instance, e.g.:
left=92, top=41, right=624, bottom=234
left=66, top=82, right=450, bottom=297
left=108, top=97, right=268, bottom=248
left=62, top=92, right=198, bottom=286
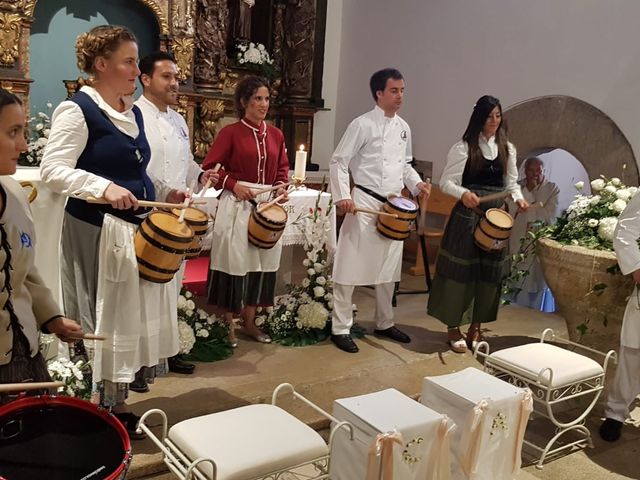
left=194, top=98, right=225, bottom=159
left=0, top=4, right=33, bottom=104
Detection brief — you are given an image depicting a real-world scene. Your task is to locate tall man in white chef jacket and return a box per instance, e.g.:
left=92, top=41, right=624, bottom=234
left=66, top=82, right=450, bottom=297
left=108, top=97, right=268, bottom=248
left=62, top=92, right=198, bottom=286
left=329, top=68, right=430, bottom=353
left=600, top=190, right=640, bottom=442
left=135, top=51, right=219, bottom=381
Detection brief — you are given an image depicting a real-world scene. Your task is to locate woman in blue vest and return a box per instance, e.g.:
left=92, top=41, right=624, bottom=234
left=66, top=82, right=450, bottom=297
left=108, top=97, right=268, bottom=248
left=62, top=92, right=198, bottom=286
left=41, top=25, right=186, bottom=437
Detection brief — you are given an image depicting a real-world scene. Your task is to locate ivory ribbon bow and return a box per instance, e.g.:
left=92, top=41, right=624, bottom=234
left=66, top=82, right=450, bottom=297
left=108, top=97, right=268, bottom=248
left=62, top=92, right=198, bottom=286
left=366, top=430, right=404, bottom=480
left=459, top=399, right=489, bottom=476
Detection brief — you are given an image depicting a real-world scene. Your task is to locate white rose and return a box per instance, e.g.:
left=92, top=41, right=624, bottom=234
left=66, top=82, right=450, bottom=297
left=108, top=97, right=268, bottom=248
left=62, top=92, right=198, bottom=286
left=35, top=123, right=44, bottom=130
left=186, top=299, right=196, bottom=311
left=574, top=181, right=584, bottom=190
left=611, top=177, right=622, bottom=186
left=197, top=329, right=209, bottom=338
left=598, top=217, right=618, bottom=242
left=255, top=315, right=265, bottom=327
left=313, top=286, right=325, bottom=298
left=587, top=218, right=599, bottom=227
left=302, top=278, right=310, bottom=288
left=316, top=276, right=326, bottom=285
left=303, top=259, right=312, bottom=267
left=591, top=179, right=606, bottom=191
left=296, top=321, right=303, bottom=329
left=588, top=195, right=600, bottom=206
left=314, top=263, right=324, bottom=272
left=628, top=187, right=638, bottom=198
left=307, top=268, right=316, bottom=276
left=605, top=185, right=617, bottom=193
left=616, top=189, right=631, bottom=201
left=195, top=322, right=202, bottom=330
left=185, top=291, right=193, bottom=299
left=177, top=295, right=187, bottom=309
left=324, top=293, right=333, bottom=302
left=612, top=199, right=627, bottom=213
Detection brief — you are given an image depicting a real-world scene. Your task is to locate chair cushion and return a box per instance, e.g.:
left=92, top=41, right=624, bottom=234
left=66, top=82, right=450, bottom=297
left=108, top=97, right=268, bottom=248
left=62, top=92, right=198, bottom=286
left=488, top=343, right=604, bottom=388
left=168, top=404, right=328, bottom=480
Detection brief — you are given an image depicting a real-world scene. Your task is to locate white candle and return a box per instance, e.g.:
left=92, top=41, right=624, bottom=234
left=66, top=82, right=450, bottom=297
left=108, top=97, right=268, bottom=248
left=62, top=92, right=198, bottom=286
left=294, top=145, right=307, bottom=179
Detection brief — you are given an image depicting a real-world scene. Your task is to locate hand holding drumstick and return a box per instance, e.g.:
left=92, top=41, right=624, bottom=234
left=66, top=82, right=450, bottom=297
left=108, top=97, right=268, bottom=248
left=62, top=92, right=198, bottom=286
left=45, top=316, right=84, bottom=344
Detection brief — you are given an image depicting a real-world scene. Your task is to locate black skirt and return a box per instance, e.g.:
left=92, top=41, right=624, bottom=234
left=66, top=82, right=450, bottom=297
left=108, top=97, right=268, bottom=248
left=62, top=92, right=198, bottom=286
left=207, top=269, right=277, bottom=313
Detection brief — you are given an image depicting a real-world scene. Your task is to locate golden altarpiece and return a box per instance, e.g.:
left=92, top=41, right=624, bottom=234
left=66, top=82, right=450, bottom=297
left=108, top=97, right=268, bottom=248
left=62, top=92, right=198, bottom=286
left=0, top=0, right=327, bottom=166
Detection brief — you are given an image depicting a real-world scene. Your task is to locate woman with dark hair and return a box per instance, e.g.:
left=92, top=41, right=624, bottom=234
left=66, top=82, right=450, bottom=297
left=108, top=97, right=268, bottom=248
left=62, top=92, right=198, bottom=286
left=427, top=95, right=528, bottom=353
left=40, top=26, right=186, bottom=435
left=203, top=75, right=289, bottom=346
left=0, top=88, right=82, bottom=403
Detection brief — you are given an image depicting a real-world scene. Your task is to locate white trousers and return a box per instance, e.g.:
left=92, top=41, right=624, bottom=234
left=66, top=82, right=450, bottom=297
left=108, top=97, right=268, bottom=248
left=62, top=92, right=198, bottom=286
left=332, top=282, right=395, bottom=335
left=604, top=346, right=640, bottom=422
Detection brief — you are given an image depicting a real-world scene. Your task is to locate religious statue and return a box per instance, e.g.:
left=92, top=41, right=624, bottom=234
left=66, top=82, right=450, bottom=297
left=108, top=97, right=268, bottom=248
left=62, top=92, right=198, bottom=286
left=231, top=0, right=254, bottom=42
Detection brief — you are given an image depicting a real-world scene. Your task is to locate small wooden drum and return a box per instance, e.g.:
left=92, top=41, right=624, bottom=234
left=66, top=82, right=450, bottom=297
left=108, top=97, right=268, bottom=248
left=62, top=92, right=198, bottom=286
left=248, top=202, right=288, bottom=249
left=376, top=196, right=419, bottom=240
left=474, top=208, right=514, bottom=252
left=171, top=206, right=210, bottom=259
left=19, top=181, right=37, bottom=203
left=135, top=211, right=194, bottom=283
left=0, top=395, right=131, bottom=480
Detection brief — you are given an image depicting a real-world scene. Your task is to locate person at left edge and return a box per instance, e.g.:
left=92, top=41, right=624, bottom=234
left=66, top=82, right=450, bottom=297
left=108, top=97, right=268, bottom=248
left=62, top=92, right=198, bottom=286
left=135, top=51, right=220, bottom=384
left=40, top=25, right=187, bottom=437
left=329, top=68, right=431, bottom=354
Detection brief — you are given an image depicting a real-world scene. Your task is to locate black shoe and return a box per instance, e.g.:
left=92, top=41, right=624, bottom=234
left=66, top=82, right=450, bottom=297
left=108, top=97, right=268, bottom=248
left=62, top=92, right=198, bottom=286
left=114, top=412, right=146, bottom=440
left=374, top=326, right=411, bottom=343
left=129, top=378, right=149, bottom=393
left=168, top=355, right=196, bottom=374
left=331, top=334, right=359, bottom=353
left=599, top=418, right=623, bottom=442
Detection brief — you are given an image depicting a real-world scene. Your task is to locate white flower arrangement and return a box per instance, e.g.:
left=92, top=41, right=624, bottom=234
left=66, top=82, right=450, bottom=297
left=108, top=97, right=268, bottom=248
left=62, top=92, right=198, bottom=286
left=234, top=41, right=278, bottom=79
left=47, top=357, right=91, bottom=400
left=177, top=287, right=233, bottom=361
left=261, top=192, right=334, bottom=345
left=550, top=175, right=637, bottom=250
left=19, top=103, right=53, bottom=167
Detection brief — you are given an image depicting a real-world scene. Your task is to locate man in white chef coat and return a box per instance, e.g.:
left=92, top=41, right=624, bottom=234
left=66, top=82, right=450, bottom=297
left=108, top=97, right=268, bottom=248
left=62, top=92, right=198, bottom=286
left=329, top=68, right=430, bottom=353
left=135, top=51, right=219, bottom=382
left=600, top=190, right=640, bottom=441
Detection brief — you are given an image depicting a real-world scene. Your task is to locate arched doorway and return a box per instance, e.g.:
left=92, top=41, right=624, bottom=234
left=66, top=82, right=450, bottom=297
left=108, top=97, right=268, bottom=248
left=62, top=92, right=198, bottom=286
left=504, top=95, right=639, bottom=186
left=29, top=0, right=162, bottom=114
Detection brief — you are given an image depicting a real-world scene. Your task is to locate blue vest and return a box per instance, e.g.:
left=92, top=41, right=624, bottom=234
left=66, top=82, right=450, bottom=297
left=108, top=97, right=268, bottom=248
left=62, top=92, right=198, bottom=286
left=65, top=91, right=155, bottom=226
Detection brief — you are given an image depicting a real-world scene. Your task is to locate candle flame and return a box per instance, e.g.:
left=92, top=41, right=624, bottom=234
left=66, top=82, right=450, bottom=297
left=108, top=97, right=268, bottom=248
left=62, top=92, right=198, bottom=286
left=299, top=144, right=305, bottom=151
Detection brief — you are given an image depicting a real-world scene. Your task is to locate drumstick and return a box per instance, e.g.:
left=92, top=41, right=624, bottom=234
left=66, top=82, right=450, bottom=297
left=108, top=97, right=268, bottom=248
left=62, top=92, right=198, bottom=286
left=256, top=185, right=296, bottom=213
left=68, top=332, right=107, bottom=341
left=354, top=208, right=399, bottom=218
left=252, top=182, right=293, bottom=196
left=198, top=163, right=221, bottom=198
left=0, top=381, right=64, bottom=393
left=178, top=180, right=197, bottom=223
left=477, top=191, right=510, bottom=203
left=85, top=197, right=206, bottom=209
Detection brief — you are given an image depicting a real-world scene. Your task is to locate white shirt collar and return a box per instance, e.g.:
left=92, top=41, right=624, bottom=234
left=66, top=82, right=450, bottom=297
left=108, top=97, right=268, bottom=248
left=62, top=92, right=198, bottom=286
left=79, top=85, right=135, bottom=123
left=373, top=105, right=396, bottom=122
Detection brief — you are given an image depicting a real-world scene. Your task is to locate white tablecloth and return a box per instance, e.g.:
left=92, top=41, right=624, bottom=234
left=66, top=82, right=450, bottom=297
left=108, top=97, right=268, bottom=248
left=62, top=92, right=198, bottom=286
left=331, top=388, right=453, bottom=480
left=421, top=367, right=533, bottom=480
left=199, top=187, right=336, bottom=250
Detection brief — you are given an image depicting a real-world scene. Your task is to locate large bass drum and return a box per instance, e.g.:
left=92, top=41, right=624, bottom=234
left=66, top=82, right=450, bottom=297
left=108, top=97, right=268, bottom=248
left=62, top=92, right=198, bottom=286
left=0, top=395, right=131, bottom=480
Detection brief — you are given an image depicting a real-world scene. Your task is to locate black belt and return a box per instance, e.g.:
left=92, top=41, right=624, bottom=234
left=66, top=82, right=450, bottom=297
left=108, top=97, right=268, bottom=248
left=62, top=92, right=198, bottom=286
left=355, top=184, right=387, bottom=203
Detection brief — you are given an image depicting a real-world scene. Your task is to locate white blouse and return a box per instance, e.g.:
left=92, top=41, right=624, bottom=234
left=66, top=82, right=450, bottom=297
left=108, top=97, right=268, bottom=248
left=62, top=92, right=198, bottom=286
left=439, top=135, right=523, bottom=202
left=41, top=86, right=171, bottom=201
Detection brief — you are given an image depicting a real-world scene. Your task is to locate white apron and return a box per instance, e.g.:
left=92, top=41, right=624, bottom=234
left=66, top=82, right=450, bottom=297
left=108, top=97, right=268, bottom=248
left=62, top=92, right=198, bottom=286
left=93, top=214, right=179, bottom=384
left=332, top=188, right=404, bottom=285
left=621, top=286, right=640, bottom=349
left=210, top=181, right=283, bottom=275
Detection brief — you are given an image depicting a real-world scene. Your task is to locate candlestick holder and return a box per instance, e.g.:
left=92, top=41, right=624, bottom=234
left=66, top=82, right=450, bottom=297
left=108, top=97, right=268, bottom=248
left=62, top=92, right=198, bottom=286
left=292, top=175, right=306, bottom=187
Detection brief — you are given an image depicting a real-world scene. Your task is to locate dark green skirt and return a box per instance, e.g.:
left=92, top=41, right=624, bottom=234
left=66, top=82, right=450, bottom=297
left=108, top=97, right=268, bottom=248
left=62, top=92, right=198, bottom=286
left=427, top=186, right=509, bottom=327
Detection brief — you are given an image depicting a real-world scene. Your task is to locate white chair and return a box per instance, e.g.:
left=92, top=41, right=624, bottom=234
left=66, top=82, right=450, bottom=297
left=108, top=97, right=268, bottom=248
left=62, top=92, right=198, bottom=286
left=421, top=367, right=532, bottom=480
left=138, top=383, right=353, bottom=480
left=330, top=388, right=453, bottom=480
left=474, top=328, right=616, bottom=469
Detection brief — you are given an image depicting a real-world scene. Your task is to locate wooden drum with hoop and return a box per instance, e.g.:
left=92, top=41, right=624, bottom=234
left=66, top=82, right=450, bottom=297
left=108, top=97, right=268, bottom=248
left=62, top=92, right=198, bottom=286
left=248, top=203, right=288, bottom=249
left=474, top=208, right=513, bottom=252
left=376, top=196, right=418, bottom=240
left=134, top=211, right=194, bottom=283
left=170, top=206, right=210, bottom=258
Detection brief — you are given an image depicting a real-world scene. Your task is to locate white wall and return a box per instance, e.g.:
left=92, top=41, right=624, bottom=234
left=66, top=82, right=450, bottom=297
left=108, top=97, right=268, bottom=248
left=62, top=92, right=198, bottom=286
left=320, top=0, right=640, bottom=180
left=311, top=0, right=343, bottom=168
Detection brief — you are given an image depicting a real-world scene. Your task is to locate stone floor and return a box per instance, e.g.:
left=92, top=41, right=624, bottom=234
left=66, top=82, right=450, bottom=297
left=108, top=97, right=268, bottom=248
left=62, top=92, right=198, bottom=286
left=127, top=268, right=640, bottom=480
